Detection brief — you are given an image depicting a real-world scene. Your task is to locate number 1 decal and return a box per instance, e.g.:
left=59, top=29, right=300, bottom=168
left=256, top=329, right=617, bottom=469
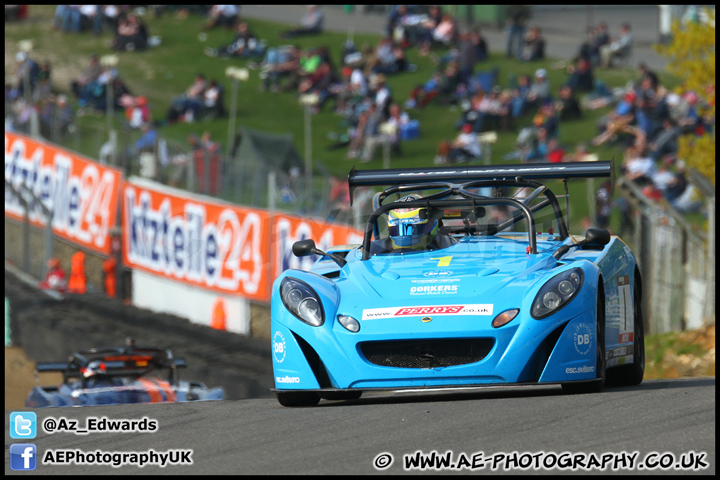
left=431, top=256, right=452, bottom=267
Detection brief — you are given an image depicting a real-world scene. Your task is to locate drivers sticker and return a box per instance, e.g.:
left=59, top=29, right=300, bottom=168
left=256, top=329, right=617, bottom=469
left=273, top=331, right=287, bottom=363
left=423, top=270, right=454, bottom=277
left=362, top=304, right=493, bottom=320
left=617, top=275, right=633, bottom=343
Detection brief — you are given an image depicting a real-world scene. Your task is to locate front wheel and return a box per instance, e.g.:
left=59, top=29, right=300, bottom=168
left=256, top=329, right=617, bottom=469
left=276, top=391, right=321, bottom=407
left=562, top=289, right=606, bottom=394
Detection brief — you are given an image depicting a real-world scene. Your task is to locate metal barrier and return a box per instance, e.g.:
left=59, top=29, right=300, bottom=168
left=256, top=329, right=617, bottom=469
left=616, top=174, right=715, bottom=333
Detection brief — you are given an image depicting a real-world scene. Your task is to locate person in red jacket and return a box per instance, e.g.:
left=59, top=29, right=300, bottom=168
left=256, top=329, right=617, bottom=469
left=38, top=257, right=67, bottom=293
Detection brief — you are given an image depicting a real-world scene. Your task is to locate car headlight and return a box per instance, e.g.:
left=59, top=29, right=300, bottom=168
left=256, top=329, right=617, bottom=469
left=531, top=268, right=584, bottom=319
left=280, top=277, right=325, bottom=326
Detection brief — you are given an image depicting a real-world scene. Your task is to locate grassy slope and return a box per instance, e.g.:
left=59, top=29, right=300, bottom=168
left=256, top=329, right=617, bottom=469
left=4, top=5, right=682, bottom=233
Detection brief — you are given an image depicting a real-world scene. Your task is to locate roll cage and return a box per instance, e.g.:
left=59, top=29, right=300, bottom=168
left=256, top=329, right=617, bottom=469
left=348, top=161, right=613, bottom=261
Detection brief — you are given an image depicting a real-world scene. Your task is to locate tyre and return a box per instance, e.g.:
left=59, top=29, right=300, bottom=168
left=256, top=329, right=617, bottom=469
left=562, top=288, right=606, bottom=394
left=606, top=281, right=645, bottom=386
left=276, top=391, right=321, bottom=407
left=319, top=391, right=362, bottom=401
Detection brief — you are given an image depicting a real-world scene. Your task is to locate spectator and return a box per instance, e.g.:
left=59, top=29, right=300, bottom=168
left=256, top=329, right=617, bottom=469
left=202, top=80, right=225, bottom=117
left=133, top=122, right=157, bottom=154
left=432, top=14, right=457, bottom=46
left=8, top=52, right=40, bottom=101
left=593, top=89, right=637, bottom=146
left=348, top=102, right=384, bottom=160
left=328, top=176, right=352, bottom=220
left=258, top=45, right=300, bottom=92
left=166, top=74, right=208, bottom=123
left=79, top=5, right=102, bottom=35
left=506, top=5, right=531, bottom=59
left=520, top=27, right=545, bottom=61
left=281, top=5, right=324, bottom=38
left=471, top=28, right=488, bottom=63
left=122, top=95, right=151, bottom=129
left=202, top=5, right=240, bottom=30
left=38, top=257, right=67, bottom=293
left=565, top=57, right=594, bottom=92
left=578, top=22, right=609, bottom=66
left=546, top=138, right=566, bottom=163
left=539, top=102, right=560, bottom=139
left=71, top=54, right=102, bottom=100
left=510, top=74, right=532, bottom=118
left=524, top=68, right=551, bottom=111
left=647, top=118, right=679, bottom=161
left=600, top=23, right=632, bottom=68
left=621, top=146, right=656, bottom=185
left=466, top=85, right=508, bottom=133
left=437, top=123, right=482, bottom=164
left=555, top=85, right=582, bottom=121
left=417, top=5, right=443, bottom=51
left=363, top=103, right=409, bottom=162
left=205, top=22, right=265, bottom=58
left=39, top=94, right=74, bottom=139
left=113, top=13, right=149, bottom=51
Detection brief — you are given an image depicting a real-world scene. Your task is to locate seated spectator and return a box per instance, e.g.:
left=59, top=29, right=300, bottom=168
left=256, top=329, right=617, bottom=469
left=592, top=90, right=637, bottom=146
left=298, top=61, right=334, bottom=112
left=39, top=94, right=74, bottom=138
left=648, top=118, right=679, bottom=161
left=258, top=45, right=300, bottom=92
left=166, top=74, right=208, bottom=123
left=432, top=14, right=457, bottom=46
left=546, top=138, right=566, bottom=163
left=101, top=5, right=121, bottom=32
left=122, top=95, right=151, bottom=129
left=510, top=74, right=532, bottom=118
left=113, top=13, right=149, bottom=51
left=471, top=28, right=488, bottom=63
left=281, top=5, right=324, bottom=38
left=405, top=63, right=461, bottom=109
left=578, top=22, right=609, bottom=66
left=202, top=80, right=225, bottom=116
left=79, top=5, right=102, bottom=35
left=447, top=123, right=482, bottom=164
left=520, top=27, right=545, bottom=61
left=362, top=103, right=410, bottom=162
left=539, top=102, right=560, bottom=139
left=348, top=102, right=384, bottom=160
left=205, top=22, right=265, bottom=58
left=600, top=23, right=632, bottom=68
left=71, top=54, right=102, bottom=100
left=524, top=68, right=551, bottom=111
left=565, top=57, right=595, bottom=92
left=38, top=257, right=66, bottom=293
left=555, top=85, right=582, bottom=121
left=202, top=5, right=240, bottom=30
left=621, top=146, right=656, bottom=185
left=465, top=86, right=509, bottom=134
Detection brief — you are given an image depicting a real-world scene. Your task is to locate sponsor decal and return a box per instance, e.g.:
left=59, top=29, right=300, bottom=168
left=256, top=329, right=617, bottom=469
left=273, top=331, right=287, bottom=363
left=618, top=332, right=634, bottom=344
left=565, top=365, right=595, bottom=374
left=573, top=322, right=593, bottom=355
left=362, top=304, right=493, bottom=320
left=410, top=285, right=458, bottom=295
left=276, top=376, right=300, bottom=384
left=411, top=278, right=461, bottom=284
left=423, top=270, right=454, bottom=277
left=5, top=132, right=122, bottom=255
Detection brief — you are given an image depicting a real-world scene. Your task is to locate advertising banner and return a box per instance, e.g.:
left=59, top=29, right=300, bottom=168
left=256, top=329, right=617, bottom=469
left=272, top=213, right=364, bottom=278
left=4, top=131, right=123, bottom=256
left=122, top=178, right=271, bottom=301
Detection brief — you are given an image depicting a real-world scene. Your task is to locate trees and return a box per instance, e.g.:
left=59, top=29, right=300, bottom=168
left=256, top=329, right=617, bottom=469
left=656, top=8, right=715, bottom=184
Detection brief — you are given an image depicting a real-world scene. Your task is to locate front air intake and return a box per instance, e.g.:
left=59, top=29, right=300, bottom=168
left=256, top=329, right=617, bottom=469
left=360, top=338, right=494, bottom=369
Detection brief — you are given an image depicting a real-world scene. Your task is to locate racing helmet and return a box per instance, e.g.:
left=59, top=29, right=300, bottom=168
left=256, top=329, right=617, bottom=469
left=82, top=360, right=107, bottom=379
left=387, top=194, right=439, bottom=249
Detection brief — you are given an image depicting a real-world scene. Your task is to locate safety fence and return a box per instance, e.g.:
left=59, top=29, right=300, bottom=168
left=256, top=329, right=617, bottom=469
left=616, top=174, right=715, bottom=334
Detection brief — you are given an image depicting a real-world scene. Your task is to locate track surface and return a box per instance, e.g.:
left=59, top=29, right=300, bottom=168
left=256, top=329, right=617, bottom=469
left=5, top=378, right=715, bottom=475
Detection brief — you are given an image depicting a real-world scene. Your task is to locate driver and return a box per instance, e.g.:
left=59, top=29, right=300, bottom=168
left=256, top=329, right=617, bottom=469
left=387, top=194, right=441, bottom=250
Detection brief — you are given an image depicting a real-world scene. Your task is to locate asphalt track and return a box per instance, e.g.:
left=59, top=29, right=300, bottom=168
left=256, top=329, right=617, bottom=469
left=5, top=377, right=715, bottom=475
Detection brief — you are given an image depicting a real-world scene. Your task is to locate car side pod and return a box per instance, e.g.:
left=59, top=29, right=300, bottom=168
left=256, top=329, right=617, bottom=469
left=293, top=239, right=347, bottom=268
left=552, top=228, right=610, bottom=260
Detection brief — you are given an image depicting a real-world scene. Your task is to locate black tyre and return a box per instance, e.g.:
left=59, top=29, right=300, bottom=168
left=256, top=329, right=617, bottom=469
left=562, top=288, right=606, bottom=394
left=319, top=391, right=362, bottom=401
left=606, top=281, right=645, bottom=386
left=276, top=391, right=321, bottom=407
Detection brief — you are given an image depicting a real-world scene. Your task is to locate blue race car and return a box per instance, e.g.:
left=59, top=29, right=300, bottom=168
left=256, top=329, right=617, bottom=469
left=26, top=344, right=224, bottom=407
left=271, top=162, right=644, bottom=406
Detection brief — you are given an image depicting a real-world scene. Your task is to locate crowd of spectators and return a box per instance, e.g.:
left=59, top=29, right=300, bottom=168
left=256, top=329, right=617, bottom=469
left=6, top=5, right=712, bottom=223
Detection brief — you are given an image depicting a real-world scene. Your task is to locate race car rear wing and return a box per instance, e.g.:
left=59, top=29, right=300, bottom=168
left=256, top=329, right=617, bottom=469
left=348, top=161, right=613, bottom=204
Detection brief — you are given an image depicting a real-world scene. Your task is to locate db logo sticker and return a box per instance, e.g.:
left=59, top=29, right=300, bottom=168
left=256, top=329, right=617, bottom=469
left=273, top=331, right=287, bottom=363
left=573, top=323, right=593, bottom=355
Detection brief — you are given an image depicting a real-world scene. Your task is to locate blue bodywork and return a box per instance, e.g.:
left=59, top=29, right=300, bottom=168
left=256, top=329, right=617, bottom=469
left=271, top=163, right=644, bottom=404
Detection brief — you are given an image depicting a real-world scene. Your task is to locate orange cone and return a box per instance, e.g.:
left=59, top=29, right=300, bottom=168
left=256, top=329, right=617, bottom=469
left=210, top=297, right=227, bottom=331
left=67, top=251, right=87, bottom=294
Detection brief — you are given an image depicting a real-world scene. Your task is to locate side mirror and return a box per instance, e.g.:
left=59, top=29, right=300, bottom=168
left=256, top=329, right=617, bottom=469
left=553, top=229, right=611, bottom=260
left=583, top=228, right=611, bottom=246
left=292, top=239, right=316, bottom=258
left=292, top=239, right=347, bottom=268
